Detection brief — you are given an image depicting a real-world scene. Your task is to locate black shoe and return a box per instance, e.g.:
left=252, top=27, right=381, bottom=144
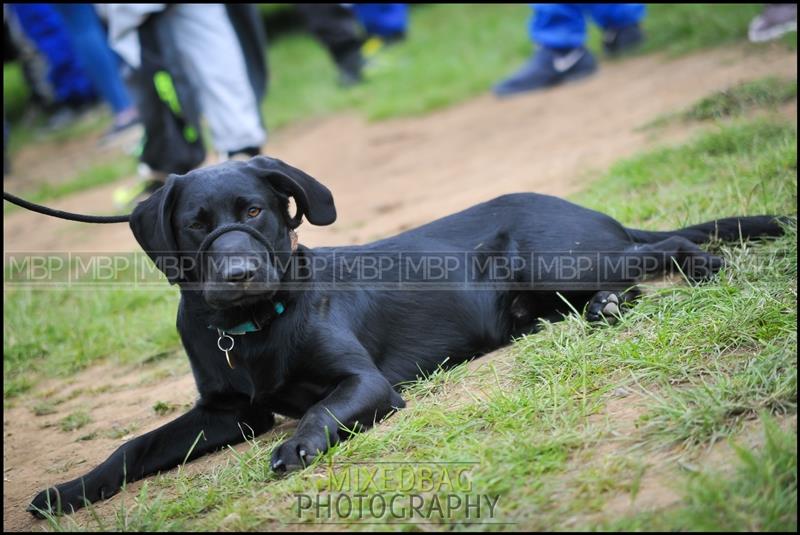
left=493, top=47, right=598, bottom=97
left=603, top=24, right=644, bottom=56
left=227, top=146, right=261, bottom=160
left=334, top=47, right=365, bottom=87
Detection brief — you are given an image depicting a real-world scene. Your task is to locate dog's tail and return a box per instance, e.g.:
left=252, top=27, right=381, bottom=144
left=626, top=215, right=792, bottom=244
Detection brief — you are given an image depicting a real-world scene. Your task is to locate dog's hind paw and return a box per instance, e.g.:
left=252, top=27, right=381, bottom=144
left=685, top=253, right=725, bottom=283
left=586, top=291, right=623, bottom=324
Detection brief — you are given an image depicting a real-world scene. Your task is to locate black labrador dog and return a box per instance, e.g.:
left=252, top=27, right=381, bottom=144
left=29, top=156, right=786, bottom=516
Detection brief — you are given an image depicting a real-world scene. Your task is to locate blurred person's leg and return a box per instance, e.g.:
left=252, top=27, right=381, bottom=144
left=493, top=4, right=597, bottom=97
left=749, top=3, right=797, bottom=43
left=138, top=11, right=205, bottom=174
left=587, top=4, right=646, bottom=55
left=5, top=7, right=57, bottom=109
left=7, top=4, right=96, bottom=126
left=353, top=3, right=408, bottom=65
left=51, top=3, right=140, bottom=140
left=529, top=3, right=587, bottom=50
left=295, top=4, right=366, bottom=86
left=225, top=5, right=269, bottom=108
left=164, top=4, right=266, bottom=158
left=113, top=9, right=207, bottom=209
left=352, top=4, right=408, bottom=42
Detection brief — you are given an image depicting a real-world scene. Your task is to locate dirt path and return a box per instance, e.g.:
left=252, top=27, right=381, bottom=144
left=3, top=44, right=797, bottom=531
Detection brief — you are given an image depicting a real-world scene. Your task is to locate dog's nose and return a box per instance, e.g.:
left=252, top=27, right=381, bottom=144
left=222, top=260, right=258, bottom=283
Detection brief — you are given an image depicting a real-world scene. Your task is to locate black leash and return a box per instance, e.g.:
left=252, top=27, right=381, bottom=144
left=3, top=191, right=131, bottom=223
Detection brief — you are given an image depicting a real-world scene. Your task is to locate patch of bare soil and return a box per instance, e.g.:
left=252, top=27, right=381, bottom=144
left=555, top=391, right=797, bottom=530
left=3, top=44, right=798, bottom=531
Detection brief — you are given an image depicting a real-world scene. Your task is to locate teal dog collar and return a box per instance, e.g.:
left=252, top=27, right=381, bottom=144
left=208, top=301, right=285, bottom=334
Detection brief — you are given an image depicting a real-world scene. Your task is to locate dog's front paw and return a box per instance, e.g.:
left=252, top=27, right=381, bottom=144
left=270, top=433, right=329, bottom=473
left=28, top=472, right=119, bottom=518
left=28, top=482, right=86, bottom=518
left=586, top=291, right=623, bottom=324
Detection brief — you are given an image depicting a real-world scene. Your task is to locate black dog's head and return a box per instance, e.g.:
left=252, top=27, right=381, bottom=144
left=130, top=156, right=336, bottom=309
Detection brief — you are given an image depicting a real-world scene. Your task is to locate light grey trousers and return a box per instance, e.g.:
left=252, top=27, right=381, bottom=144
left=160, top=4, right=266, bottom=154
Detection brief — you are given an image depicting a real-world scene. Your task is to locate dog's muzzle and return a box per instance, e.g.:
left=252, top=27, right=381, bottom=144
left=193, top=223, right=282, bottom=298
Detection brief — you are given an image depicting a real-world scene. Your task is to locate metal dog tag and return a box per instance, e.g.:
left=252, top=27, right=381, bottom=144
left=217, top=330, right=235, bottom=369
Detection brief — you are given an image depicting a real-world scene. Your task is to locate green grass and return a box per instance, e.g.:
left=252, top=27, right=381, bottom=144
left=153, top=401, right=176, bottom=416
left=60, top=410, right=92, bottom=432
left=645, top=76, right=798, bottom=129
left=3, top=62, right=30, bottom=122
left=637, top=3, right=763, bottom=56
left=640, top=341, right=796, bottom=447
left=33, top=399, right=59, bottom=416
left=104, top=423, right=139, bottom=440
left=18, top=112, right=797, bottom=530
left=605, top=414, right=797, bottom=532
left=573, top=118, right=797, bottom=227
left=3, top=285, right=180, bottom=398
left=683, top=77, right=798, bottom=121
left=675, top=415, right=797, bottom=532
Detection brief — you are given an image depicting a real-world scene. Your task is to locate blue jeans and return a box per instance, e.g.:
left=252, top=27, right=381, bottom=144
left=530, top=4, right=646, bottom=50
left=8, top=4, right=96, bottom=106
left=52, top=4, right=133, bottom=114
left=353, top=4, right=408, bottom=38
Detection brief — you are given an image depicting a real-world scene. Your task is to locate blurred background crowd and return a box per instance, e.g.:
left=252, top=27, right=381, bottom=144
left=3, top=3, right=415, bottom=204
left=3, top=3, right=796, bottom=207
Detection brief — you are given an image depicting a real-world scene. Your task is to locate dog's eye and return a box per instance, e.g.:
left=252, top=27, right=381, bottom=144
left=247, top=207, right=262, bottom=218
left=188, top=221, right=206, bottom=231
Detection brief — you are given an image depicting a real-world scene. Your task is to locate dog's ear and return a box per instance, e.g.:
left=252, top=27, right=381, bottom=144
left=129, top=175, right=184, bottom=284
left=245, top=156, right=336, bottom=228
